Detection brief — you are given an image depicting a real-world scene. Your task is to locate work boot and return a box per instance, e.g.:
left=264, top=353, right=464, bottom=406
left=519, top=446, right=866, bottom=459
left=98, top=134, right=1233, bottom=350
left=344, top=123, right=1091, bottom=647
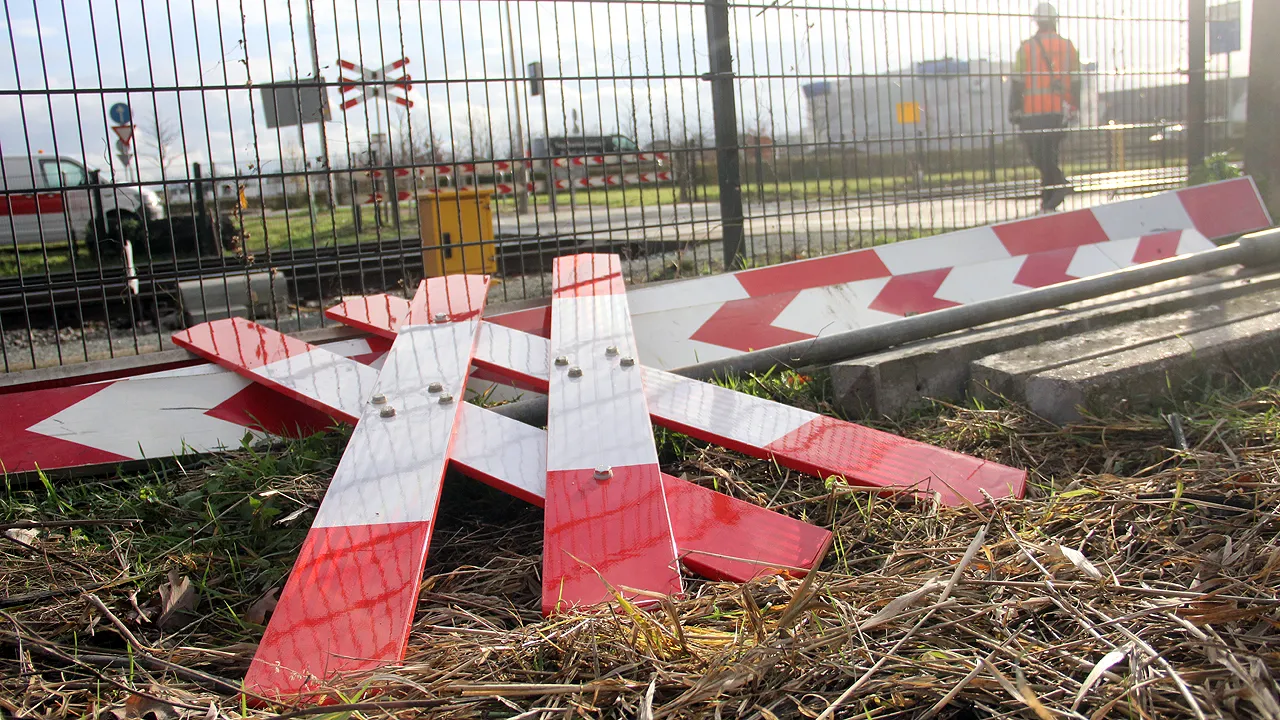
left=1045, top=185, right=1073, bottom=211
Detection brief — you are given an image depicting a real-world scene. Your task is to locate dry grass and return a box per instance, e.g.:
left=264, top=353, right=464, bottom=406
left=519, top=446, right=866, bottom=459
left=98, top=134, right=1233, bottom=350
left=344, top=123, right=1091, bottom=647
left=3, top=381, right=1280, bottom=719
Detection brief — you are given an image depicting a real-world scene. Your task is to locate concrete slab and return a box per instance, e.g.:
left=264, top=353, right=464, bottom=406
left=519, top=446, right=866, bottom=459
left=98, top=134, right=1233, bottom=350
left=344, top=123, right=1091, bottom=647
left=970, top=285, right=1280, bottom=408
left=830, top=268, right=1280, bottom=419
left=1023, top=310, right=1280, bottom=423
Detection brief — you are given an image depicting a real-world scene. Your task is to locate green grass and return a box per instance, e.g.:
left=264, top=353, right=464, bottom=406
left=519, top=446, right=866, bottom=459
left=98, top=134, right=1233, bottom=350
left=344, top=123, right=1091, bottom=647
left=240, top=204, right=420, bottom=253
left=0, top=430, right=348, bottom=643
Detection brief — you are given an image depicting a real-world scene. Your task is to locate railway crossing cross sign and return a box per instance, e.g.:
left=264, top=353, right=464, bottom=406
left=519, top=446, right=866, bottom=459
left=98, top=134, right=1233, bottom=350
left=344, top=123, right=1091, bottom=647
left=338, top=58, right=413, bottom=110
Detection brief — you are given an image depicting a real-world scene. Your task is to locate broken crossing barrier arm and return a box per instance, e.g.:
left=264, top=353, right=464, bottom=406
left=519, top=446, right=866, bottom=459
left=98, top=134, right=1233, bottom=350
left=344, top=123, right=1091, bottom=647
left=491, top=229, right=1280, bottom=427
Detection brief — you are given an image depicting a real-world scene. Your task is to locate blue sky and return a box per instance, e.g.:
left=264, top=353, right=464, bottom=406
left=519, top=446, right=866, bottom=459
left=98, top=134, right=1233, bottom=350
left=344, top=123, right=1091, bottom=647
left=0, top=0, right=1252, bottom=182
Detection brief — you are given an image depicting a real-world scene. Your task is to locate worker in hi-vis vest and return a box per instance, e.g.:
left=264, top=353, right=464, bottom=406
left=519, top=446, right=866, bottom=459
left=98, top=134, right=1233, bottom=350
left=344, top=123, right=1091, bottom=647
left=1010, top=2, right=1081, bottom=212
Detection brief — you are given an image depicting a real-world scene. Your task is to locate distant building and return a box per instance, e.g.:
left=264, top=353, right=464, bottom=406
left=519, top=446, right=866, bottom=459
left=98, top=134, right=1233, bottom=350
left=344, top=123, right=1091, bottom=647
left=802, top=58, right=1100, bottom=154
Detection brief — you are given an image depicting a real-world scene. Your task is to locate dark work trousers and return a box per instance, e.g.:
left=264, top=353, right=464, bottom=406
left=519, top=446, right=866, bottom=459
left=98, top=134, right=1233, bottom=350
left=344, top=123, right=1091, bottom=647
left=1019, top=113, right=1068, bottom=207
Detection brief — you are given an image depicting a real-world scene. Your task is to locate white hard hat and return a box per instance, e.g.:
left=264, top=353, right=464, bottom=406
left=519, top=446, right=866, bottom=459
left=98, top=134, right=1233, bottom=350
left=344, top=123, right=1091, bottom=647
left=1034, top=2, right=1058, bottom=22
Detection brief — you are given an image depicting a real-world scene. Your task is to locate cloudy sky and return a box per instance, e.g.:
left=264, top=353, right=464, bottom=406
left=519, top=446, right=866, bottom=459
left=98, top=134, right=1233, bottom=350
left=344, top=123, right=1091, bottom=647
left=0, top=0, right=1253, bottom=182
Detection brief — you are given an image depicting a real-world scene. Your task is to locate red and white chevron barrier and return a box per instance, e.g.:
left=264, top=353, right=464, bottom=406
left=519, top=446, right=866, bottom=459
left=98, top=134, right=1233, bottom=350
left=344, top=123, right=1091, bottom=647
left=380, top=153, right=667, bottom=180
left=421, top=171, right=674, bottom=196
left=550, top=152, right=668, bottom=168
left=624, top=178, right=1270, bottom=368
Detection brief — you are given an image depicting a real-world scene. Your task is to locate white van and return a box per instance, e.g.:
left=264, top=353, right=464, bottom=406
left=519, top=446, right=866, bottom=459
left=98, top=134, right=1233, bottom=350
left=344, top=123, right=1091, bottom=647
left=0, top=155, right=165, bottom=253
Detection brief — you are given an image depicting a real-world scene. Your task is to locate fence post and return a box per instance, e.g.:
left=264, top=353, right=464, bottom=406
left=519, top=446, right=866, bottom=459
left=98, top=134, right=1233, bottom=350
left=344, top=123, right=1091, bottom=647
left=90, top=169, right=107, bottom=259
left=1245, top=0, right=1280, bottom=213
left=193, top=162, right=215, bottom=256
left=704, top=0, right=745, bottom=269
left=986, top=131, right=997, bottom=184
left=1187, top=0, right=1207, bottom=172
left=388, top=166, right=401, bottom=230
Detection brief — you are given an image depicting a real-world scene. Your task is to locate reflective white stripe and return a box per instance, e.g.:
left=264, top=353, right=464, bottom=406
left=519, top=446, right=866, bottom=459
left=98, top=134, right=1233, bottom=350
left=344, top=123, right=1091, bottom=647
left=28, top=375, right=262, bottom=459
left=1090, top=193, right=1195, bottom=239
left=312, top=321, right=478, bottom=528
left=639, top=367, right=814, bottom=447
left=629, top=273, right=750, bottom=315
left=546, top=294, right=658, bottom=471
left=873, top=227, right=1005, bottom=275
left=453, top=403, right=546, bottom=502
left=768, top=278, right=896, bottom=337
left=474, top=322, right=550, bottom=386
left=254, top=348, right=378, bottom=421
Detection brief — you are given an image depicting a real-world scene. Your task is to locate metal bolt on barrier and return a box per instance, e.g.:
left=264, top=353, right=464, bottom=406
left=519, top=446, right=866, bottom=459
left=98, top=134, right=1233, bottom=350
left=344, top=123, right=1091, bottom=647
left=379, top=406, right=396, bottom=418
left=594, top=465, right=613, bottom=481
left=605, top=345, right=619, bottom=356
left=427, top=381, right=443, bottom=393
left=438, top=393, right=455, bottom=404
left=619, top=356, right=636, bottom=367
left=567, top=366, right=583, bottom=378
left=433, top=312, right=449, bottom=322
left=554, top=355, right=569, bottom=366
left=371, top=393, right=388, bottom=405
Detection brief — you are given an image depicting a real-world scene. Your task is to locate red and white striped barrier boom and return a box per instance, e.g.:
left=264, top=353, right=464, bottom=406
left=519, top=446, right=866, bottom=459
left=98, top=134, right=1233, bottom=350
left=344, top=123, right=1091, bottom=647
left=170, top=317, right=831, bottom=587
left=542, top=254, right=681, bottom=613
left=175, top=276, right=489, bottom=699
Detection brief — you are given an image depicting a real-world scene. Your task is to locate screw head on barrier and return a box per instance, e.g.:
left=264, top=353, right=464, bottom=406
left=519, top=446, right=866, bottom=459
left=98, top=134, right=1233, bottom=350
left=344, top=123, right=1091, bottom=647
left=427, top=381, right=443, bottom=393
left=619, top=356, right=636, bottom=367
left=554, top=355, right=569, bottom=366
left=380, top=406, right=396, bottom=418
left=371, top=393, right=388, bottom=405
left=594, top=465, right=613, bottom=481
left=605, top=345, right=619, bottom=356
left=567, top=366, right=583, bottom=378
left=433, top=312, right=449, bottom=323
left=438, top=393, right=455, bottom=405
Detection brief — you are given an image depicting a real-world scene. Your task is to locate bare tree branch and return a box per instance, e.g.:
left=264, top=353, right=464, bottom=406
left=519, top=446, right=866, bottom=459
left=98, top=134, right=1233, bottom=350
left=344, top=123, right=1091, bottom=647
left=140, top=114, right=181, bottom=177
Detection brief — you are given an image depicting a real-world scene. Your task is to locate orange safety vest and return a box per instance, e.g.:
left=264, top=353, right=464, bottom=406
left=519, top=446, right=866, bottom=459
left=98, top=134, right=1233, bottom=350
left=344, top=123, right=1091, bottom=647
left=1020, top=32, right=1074, bottom=115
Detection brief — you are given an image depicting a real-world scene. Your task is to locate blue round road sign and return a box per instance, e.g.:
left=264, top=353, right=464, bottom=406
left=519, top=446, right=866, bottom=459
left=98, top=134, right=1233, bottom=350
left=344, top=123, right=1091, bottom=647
left=109, top=103, right=131, bottom=125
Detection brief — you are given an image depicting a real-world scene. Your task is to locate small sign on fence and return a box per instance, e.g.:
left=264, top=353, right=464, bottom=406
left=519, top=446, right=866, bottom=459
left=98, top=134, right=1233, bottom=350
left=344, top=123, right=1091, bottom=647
left=1209, top=2, right=1241, bottom=55
left=896, top=101, right=922, bottom=125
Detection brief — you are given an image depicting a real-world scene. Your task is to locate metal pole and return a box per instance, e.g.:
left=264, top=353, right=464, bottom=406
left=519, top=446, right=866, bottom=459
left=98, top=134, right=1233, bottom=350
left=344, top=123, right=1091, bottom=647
left=303, top=0, right=334, bottom=209
left=1187, top=0, right=1208, bottom=170
left=540, top=72, right=556, bottom=213
left=705, top=0, right=745, bottom=269
left=298, top=113, right=317, bottom=228
left=90, top=169, right=107, bottom=255
left=193, top=161, right=214, bottom=256
left=505, top=0, right=529, bottom=215
left=490, top=230, right=1280, bottom=427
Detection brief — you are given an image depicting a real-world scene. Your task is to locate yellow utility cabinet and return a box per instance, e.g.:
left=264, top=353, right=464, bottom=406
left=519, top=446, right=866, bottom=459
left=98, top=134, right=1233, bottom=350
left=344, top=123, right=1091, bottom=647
left=417, top=188, right=497, bottom=277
